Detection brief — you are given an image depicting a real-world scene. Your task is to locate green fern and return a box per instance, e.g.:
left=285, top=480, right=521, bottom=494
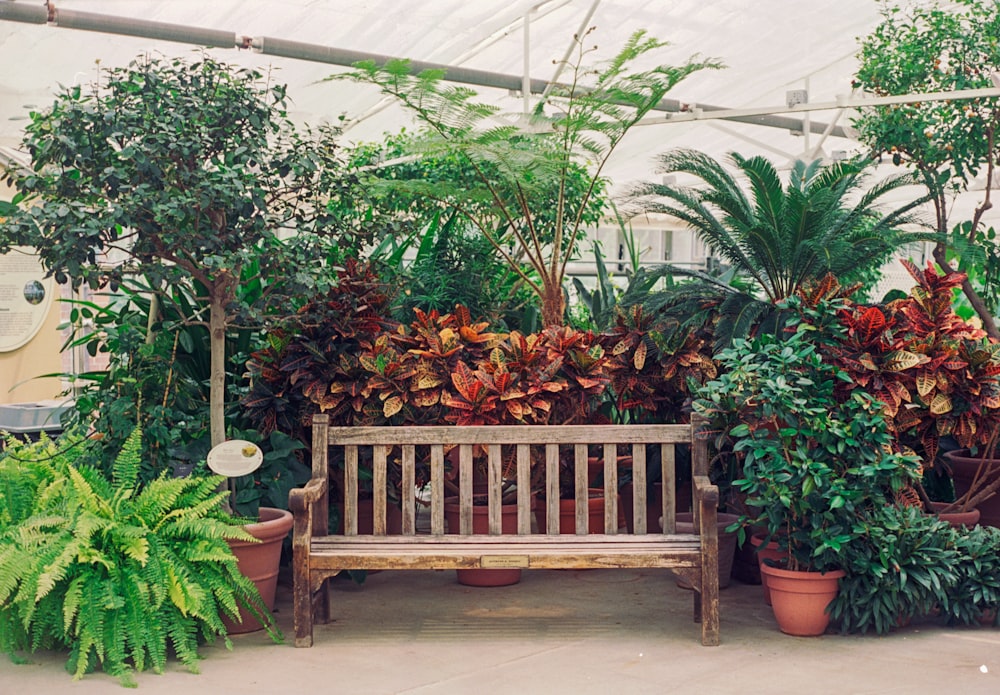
left=0, top=428, right=281, bottom=686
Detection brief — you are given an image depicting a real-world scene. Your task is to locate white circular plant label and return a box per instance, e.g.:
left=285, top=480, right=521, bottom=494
left=207, top=440, right=263, bottom=477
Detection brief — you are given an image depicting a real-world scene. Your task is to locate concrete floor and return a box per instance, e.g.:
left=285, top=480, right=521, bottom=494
left=3, top=568, right=1000, bottom=694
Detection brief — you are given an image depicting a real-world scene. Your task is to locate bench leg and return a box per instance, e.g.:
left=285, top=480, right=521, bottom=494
left=317, top=576, right=331, bottom=624
left=700, top=569, right=720, bottom=646
left=293, top=575, right=314, bottom=647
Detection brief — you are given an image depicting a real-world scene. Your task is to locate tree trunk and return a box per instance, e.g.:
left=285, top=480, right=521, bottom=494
left=539, top=280, right=566, bottom=327
left=932, top=245, right=1000, bottom=341
left=208, top=283, right=230, bottom=449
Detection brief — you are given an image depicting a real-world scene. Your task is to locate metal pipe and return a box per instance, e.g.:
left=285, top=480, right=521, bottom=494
left=522, top=10, right=531, bottom=115
left=252, top=35, right=553, bottom=94
left=0, top=3, right=48, bottom=24
left=51, top=8, right=236, bottom=48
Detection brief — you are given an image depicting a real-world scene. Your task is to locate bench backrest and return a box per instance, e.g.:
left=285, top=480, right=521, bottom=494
left=309, top=415, right=708, bottom=538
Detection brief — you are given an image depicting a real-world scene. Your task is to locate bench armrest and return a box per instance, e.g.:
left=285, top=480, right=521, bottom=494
left=289, top=477, right=328, bottom=551
left=289, top=476, right=328, bottom=513
left=692, top=474, right=719, bottom=537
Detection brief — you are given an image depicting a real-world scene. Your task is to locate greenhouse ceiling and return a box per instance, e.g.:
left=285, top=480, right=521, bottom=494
left=1, top=0, right=998, bottom=220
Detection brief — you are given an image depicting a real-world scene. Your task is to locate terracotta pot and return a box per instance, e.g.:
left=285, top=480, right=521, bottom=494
left=671, top=512, right=740, bottom=590
left=944, top=449, right=1000, bottom=528
left=750, top=533, right=785, bottom=606
left=445, top=497, right=522, bottom=586
left=224, top=507, right=294, bottom=634
left=618, top=464, right=693, bottom=534
left=535, top=489, right=611, bottom=534
left=929, top=501, right=981, bottom=529
left=760, top=564, right=845, bottom=637
left=335, top=497, right=404, bottom=535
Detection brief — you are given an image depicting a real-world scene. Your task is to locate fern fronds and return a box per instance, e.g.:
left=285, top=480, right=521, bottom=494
left=0, top=427, right=282, bottom=686
left=111, top=427, right=142, bottom=492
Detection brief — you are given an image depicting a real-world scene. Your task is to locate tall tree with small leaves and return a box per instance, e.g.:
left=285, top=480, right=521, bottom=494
left=853, top=0, right=1000, bottom=338
left=0, top=53, right=358, bottom=453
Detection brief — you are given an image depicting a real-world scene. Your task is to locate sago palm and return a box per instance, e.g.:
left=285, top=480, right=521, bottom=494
left=630, top=150, right=932, bottom=347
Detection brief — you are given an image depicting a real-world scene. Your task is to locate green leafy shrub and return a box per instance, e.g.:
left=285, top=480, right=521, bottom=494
left=693, top=325, right=921, bottom=571
left=0, top=430, right=279, bottom=687
left=945, top=523, right=1000, bottom=627
left=829, top=504, right=958, bottom=634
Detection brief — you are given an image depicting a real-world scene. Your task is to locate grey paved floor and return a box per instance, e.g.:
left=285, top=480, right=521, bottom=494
left=3, top=568, right=1000, bottom=694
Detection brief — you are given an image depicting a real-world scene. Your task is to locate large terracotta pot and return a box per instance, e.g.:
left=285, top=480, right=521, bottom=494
left=671, top=512, right=740, bottom=590
left=750, top=533, right=785, bottom=606
left=929, top=501, right=981, bottom=529
left=760, top=564, right=845, bottom=637
left=335, top=497, right=404, bottom=535
left=445, top=497, right=522, bottom=586
left=944, top=449, right=1000, bottom=528
left=225, top=507, right=294, bottom=634
left=535, top=489, right=610, bottom=534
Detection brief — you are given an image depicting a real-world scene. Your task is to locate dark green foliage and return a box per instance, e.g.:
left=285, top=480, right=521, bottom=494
left=376, top=209, right=537, bottom=330
left=944, top=523, right=1000, bottom=627
left=829, top=505, right=958, bottom=634
left=0, top=430, right=280, bottom=687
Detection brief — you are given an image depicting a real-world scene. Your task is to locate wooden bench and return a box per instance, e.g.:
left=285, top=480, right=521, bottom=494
left=289, top=414, right=720, bottom=647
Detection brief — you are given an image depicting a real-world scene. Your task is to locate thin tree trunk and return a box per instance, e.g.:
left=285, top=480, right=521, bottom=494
left=208, top=276, right=234, bottom=448
left=540, top=279, right=566, bottom=327
left=932, top=245, right=1000, bottom=341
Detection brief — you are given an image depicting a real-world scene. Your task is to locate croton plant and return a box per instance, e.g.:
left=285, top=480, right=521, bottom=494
left=243, top=259, right=718, bottom=499
left=795, top=261, right=1000, bottom=464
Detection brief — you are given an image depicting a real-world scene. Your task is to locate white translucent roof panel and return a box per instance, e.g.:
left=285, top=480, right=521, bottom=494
left=1, top=0, right=880, bottom=177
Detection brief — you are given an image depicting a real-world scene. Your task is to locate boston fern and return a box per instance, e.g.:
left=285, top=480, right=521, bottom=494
left=0, top=430, right=279, bottom=687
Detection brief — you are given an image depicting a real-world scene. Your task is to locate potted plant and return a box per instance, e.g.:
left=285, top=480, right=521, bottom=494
left=693, top=323, right=921, bottom=635
left=0, top=430, right=281, bottom=687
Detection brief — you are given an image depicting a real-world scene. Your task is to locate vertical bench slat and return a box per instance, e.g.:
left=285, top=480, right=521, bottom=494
left=431, top=444, right=445, bottom=535
left=345, top=444, right=358, bottom=536
left=458, top=443, right=472, bottom=535
left=546, top=443, right=559, bottom=535
left=488, top=444, right=502, bottom=535
left=402, top=445, right=415, bottom=536
left=373, top=445, right=387, bottom=535
left=632, top=444, right=647, bottom=535
left=691, top=415, right=709, bottom=528
left=312, top=415, right=329, bottom=536
left=574, top=444, right=588, bottom=535
left=603, top=442, right=617, bottom=534
left=516, top=444, right=531, bottom=534
left=661, top=443, right=676, bottom=533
